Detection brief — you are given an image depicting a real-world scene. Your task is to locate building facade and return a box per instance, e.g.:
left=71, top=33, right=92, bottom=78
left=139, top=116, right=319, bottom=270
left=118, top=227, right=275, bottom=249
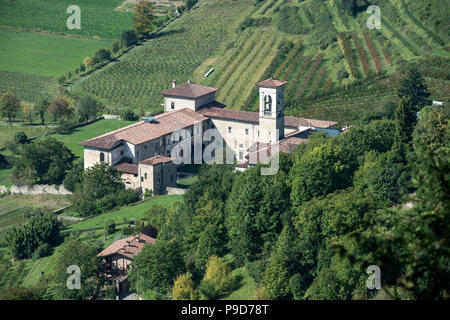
left=80, top=78, right=338, bottom=194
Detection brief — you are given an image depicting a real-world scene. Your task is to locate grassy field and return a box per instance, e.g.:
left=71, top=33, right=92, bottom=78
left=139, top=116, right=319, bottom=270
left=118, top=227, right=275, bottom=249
left=0, top=71, right=58, bottom=103
left=0, top=194, right=71, bottom=231
left=0, top=29, right=114, bottom=77
left=74, top=0, right=253, bottom=111
left=65, top=194, right=182, bottom=231
left=0, top=124, right=55, bottom=148
left=0, top=0, right=133, bottom=39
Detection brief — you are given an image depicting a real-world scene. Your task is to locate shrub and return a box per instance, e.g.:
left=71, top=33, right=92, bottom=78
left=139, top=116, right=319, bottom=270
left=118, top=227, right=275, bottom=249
left=121, top=30, right=138, bottom=47
left=14, top=132, right=28, bottom=144
left=141, top=224, right=158, bottom=238
left=32, top=243, right=52, bottom=261
left=105, top=220, right=116, bottom=235
left=120, top=109, right=138, bottom=121
left=105, top=285, right=118, bottom=300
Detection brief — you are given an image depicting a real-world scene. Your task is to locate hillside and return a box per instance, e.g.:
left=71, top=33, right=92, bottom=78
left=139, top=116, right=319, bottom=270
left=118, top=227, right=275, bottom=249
left=73, top=0, right=450, bottom=124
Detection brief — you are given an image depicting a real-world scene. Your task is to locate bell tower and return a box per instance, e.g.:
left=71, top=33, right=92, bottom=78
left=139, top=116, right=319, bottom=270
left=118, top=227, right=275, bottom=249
left=257, top=78, right=286, bottom=143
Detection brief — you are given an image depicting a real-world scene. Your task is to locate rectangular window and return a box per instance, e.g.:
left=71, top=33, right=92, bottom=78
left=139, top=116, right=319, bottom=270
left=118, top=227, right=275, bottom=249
left=239, top=143, right=243, bottom=149
left=228, top=127, right=232, bottom=133
left=239, top=151, right=243, bottom=160
left=245, top=128, right=249, bottom=135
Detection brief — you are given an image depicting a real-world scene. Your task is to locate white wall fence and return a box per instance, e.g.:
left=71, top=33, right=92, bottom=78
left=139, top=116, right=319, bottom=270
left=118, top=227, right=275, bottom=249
left=0, top=184, right=72, bottom=195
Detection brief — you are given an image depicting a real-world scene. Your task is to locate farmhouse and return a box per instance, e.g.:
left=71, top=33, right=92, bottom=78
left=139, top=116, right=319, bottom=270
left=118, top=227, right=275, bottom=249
left=80, top=78, right=338, bottom=194
left=98, top=233, right=155, bottom=292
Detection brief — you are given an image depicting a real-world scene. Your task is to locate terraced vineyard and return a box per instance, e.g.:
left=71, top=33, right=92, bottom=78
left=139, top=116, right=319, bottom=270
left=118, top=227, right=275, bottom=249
left=74, top=0, right=253, bottom=111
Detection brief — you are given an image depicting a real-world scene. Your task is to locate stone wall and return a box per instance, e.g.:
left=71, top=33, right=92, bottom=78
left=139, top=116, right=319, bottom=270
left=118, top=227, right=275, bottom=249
left=166, top=187, right=187, bottom=195
left=0, top=184, right=72, bottom=195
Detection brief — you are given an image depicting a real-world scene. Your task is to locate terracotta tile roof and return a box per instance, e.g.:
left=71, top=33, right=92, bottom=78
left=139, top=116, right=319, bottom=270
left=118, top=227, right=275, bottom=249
left=198, top=104, right=338, bottom=129
left=256, top=78, right=287, bottom=88
left=80, top=108, right=208, bottom=150
left=115, top=163, right=138, bottom=175
left=161, top=81, right=218, bottom=98
left=140, top=155, right=173, bottom=166
left=97, top=233, right=155, bottom=259
left=246, top=129, right=314, bottom=163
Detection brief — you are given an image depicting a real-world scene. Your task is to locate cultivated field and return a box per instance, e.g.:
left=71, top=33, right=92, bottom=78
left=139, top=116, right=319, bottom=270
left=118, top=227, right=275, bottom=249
left=74, top=0, right=253, bottom=111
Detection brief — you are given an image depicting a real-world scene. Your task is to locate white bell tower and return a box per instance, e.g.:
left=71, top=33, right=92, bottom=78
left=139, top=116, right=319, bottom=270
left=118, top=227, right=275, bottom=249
left=257, top=78, right=286, bottom=143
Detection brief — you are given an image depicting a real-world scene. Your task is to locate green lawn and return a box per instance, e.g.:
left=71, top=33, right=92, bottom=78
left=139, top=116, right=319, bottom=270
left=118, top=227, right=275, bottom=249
left=177, top=175, right=198, bottom=188
left=0, top=0, right=133, bottom=39
left=0, top=29, right=114, bottom=77
left=0, top=168, right=12, bottom=188
left=50, top=119, right=136, bottom=158
left=65, top=194, right=183, bottom=231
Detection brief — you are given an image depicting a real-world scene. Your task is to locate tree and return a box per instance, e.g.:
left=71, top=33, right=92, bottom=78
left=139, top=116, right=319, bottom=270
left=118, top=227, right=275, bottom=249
left=112, top=41, right=121, bottom=54
left=22, top=102, right=34, bottom=124
left=0, top=91, right=20, bottom=124
left=358, top=104, right=449, bottom=299
left=10, top=137, right=75, bottom=185
left=78, top=96, right=100, bottom=122
left=397, top=67, right=431, bottom=110
left=121, top=30, right=138, bottom=47
left=48, top=98, right=73, bottom=122
left=72, top=162, right=126, bottom=216
left=199, top=255, right=237, bottom=299
left=133, top=1, right=157, bottom=38
left=35, top=98, right=50, bottom=125
left=6, top=211, right=59, bottom=260
left=14, top=131, right=28, bottom=145
left=92, top=48, right=111, bottom=65
left=172, top=273, right=198, bottom=300
left=130, top=239, right=185, bottom=297
left=63, top=161, right=83, bottom=192
left=53, top=240, right=101, bottom=300
left=393, top=97, right=418, bottom=161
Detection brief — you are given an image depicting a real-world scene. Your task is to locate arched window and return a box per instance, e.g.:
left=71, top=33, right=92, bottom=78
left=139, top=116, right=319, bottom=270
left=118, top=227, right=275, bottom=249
left=100, top=152, right=105, bottom=162
left=264, top=95, right=272, bottom=113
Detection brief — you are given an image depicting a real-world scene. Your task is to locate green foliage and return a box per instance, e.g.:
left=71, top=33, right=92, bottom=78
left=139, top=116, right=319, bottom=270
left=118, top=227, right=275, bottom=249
left=397, top=67, right=431, bottom=110
left=226, top=167, right=290, bottom=262
left=53, top=240, right=101, bottom=300
left=92, top=48, right=111, bottom=65
left=130, top=239, right=185, bottom=297
left=62, top=161, right=83, bottom=192
left=172, top=272, right=198, bottom=300
left=276, top=6, right=303, bottom=34
left=104, top=220, right=116, bottom=235
left=6, top=211, right=59, bottom=260
left=199, top=255, right=238, bottom=299
left=72, top=162, right=138, bottom=216
left=0, top=91, right=20, bottom=123
left=133, top=0, right=157, bottom=38
left=77, top=96, right=101, bottom=122
left=11, top=137, right=75, bottom=185
left=121, top=30, right=138, bottom=48
left=14, top=131, right=28, bottom=145
left=31, top=242, right=52, bottom=261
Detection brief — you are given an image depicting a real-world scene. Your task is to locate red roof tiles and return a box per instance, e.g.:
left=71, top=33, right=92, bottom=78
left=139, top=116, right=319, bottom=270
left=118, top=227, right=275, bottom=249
left=139, top=155, right=173, bottom=166
left=80, top=108, right=208, bottom=150
left=197, top=104, right=338, bottom=129
left=97, top=233, right=155, bottom=260
left=256, top=78, right=287, bottom=88
left=161, top=81, right=218, bottom=98
left=115, top=163, right=138, bottom=175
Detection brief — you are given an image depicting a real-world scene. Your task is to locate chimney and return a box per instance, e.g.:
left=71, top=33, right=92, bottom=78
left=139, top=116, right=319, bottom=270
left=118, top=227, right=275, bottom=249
left=172, top=80, right=176, bottom=88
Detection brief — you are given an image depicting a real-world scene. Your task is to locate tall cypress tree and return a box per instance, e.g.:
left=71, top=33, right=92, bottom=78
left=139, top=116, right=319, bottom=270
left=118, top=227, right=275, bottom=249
left=393, top=97, right=418, bottom=160
left=397, top=67, right=431, bottom=111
